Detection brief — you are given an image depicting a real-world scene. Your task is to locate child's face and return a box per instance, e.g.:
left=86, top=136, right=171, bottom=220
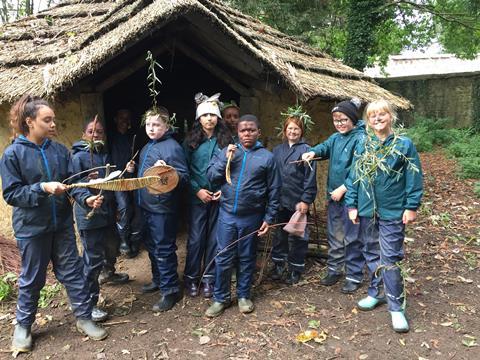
left=285, top=121, right=302, bottom=143
left=115, top=111, right=131, bottom=134
left=145, top=116, right=168, bottom=140
left=332, top=112, right=354, bottom=134
left=223, top=107, right=240, bottom=130
left=83, top=121, right=105, bottom=142
left=199, top=113, right=218, bottom=133
left=238, top=120, right=259, bottom=149
left=367, top=109, right=392, bottom=134
left=27, top=105, right=57, bottom=140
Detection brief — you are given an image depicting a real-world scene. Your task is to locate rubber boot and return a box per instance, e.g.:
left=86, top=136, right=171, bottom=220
left=11, top=324, right=32, bottom=353
left=76, top=319, right=108, bottom=340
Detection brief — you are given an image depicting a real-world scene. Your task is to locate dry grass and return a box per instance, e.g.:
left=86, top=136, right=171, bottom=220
left=0, top=0, right=410, bottom=108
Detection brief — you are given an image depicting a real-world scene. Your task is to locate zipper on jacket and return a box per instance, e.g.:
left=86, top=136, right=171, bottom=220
left=137, top=141, right=154, bottom=206
left=232, top=149, right=248, bottom=214
left=39, top=141, right=57, bottom=230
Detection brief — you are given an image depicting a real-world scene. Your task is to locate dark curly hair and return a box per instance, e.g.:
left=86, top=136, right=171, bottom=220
left=185, top=117, right=232, bottom=150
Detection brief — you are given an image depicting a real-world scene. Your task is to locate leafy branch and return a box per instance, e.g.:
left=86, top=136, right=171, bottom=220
left=146, top=50, right=163, bottom=110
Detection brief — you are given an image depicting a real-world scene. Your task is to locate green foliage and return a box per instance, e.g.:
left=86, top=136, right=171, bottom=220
left=406, top=117, right=461, bottom=152
left=38, top=283, right=62, bottom=308
left=474, top=181, right=480, bottom=197
left=276, top=104, right=314, bottom=137
left=457, top=158, right=480, bottom=179
left=0, top=272, right=17, bottom=302
left=227, top=0, right=480, bottom=70
left=145, top=50, right=163, bottom=111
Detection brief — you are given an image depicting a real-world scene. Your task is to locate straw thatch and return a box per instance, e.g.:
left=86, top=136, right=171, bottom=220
left=0, top=0, right=410, bottom=108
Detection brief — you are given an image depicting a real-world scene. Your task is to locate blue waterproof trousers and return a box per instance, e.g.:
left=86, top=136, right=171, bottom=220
left=184, top=201, right=219, bottom=285
left=326, top=201, right=364, bottom=282
left=16, top=227, right=91, bottom=326
left=213, top=210, right=263, bottom=303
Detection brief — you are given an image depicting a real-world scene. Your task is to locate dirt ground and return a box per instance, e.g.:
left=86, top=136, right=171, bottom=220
left=0, top=150, right=479, bottom=360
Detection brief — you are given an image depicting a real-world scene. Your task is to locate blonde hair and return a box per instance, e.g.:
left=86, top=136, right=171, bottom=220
left=143, top=106, right=170, bottom=126
left=364, top=100, right=398, bottom=124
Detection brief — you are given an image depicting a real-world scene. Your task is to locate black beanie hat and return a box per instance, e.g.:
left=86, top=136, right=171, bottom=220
left=331, top=98, right=362, bottom=124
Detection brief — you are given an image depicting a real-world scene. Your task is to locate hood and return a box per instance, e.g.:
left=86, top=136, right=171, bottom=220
left=72, top=140, right=105, bottom=155
left=15, top=135, right=51, bottom=149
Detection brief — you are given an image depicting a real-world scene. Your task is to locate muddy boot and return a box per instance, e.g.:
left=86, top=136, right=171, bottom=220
left=285, top=270, right=302, bottom=285
left=99, top=271, right=129, bottom=285
left=270, top=263, right=286, bottom=281
left=91, top=307, right=108, bottom=322
left=238, top=298, right=255, bottom=314
left=11, top=324, right=32, bottom=353
left=119, top=236, right=131, bottom=257
left=152, top=293, right=181, bottom=312
left=76, top=319, right=108, bottom=341
left=205, top=301, right=231, bottom=318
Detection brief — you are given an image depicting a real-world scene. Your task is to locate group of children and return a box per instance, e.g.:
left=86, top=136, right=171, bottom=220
left=0, top=92, right=422, bottom=353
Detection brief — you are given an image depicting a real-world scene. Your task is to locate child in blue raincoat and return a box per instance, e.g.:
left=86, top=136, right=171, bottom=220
left=302, top=99, right=366, bottom=294
left=71, top=118, right=129, bottom=322
left=270, top=111, right=317, bottom=284
left=345, top=99, right=423, bottom=333
left=0, top=94, right=108, bottom=353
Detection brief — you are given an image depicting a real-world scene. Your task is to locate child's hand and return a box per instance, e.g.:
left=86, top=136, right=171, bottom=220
left=212, top=190, right=222, bottom=201
left=226, top=144, right=237, bottom=158
left=402, top=209, right=417, bottom=224
left=86, top=195, right=104, bottom=209
left=296, top=201, right=309, bottom=214
left=330, top=185, right=347, bottom=202
left=348, top=208, right=359, bottom=224
left=257, top=221, right=269, bottom=236
left=87, top=171, right=99, bottom=180
left=126, top=160, right=136, bottom=173
left=196, top=189, right=213, bottom=203
left=42, top=182, right=67, bottom=195
left=154, top=160, right=167, bottom=166
left=301, top=151, right=315, bottom=162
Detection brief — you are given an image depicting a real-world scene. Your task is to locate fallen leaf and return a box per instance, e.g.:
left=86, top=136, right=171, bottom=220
left=62, top=344, right=71, bottom=351
left=121, top=349, right=130, bottom=355
left=359, top=355, right=368, bottom=360
left=440, top=321, right=453, bottom=327
left=351, top=308, right=358, bottom=315
left=399, top=338, right=406, bottom=346
left=199, top=335, right=211, bottom=345
left=308, top=320, right=320, bottom=329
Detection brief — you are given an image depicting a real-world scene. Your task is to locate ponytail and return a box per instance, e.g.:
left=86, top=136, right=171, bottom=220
left=9, top=94, right=50, bottom=138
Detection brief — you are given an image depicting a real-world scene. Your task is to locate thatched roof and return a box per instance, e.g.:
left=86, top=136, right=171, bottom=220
left=0, top=0, right=410, bottom=108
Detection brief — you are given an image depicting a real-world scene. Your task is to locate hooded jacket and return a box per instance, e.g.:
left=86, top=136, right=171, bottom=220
left=71, top=140, right=116, bottom=230
left=109, top=130, right=134, bottom=173
left=344, top=133, right=423, bottom=220
left=0, top=136, right=74, bottom=239
left=310, top=120, right=366, bottom=201
left=272, top=140, right=317, bottom=211
left=136, top=130, right=189, bottom=214
left=183, top=137, right=221, bottom=205
left=207, top=142, right=281, bottom=224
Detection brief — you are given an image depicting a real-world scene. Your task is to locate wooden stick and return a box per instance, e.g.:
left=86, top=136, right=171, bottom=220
left=289, top=157, right=323, bottom=164
left=226, top=151, right=234, bottom=185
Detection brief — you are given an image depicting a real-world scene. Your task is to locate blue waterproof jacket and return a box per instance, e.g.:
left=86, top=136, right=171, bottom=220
left=184, top=137, right=221, bottom=205
left=0, top=136, right=76, bottom=239
left=109, top=130, right=134, bottom=173
left=207, top=142, right=281, bottom=224
left=344, top=133, right=423, bottom=220
left=272, top=140, right=317, bottom=211
left=136, top=130, right=189, bottom=214
left=310, top=121, right=366, bottom=201
left=71, top=141, right=116, bottom=230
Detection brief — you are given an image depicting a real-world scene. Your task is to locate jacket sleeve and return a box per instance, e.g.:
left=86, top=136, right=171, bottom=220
left=0, top=150, right=48, bottom=208
left=167, top=143, right=189, bottom=188
left=310, top=135, right=333, bottom=159
left=68, top=152, right=92, bottom=208
left=301, top=157, right=317, bottom=204
left=344, top=142, right=363, bottom=210
left=206, top=148, right=228, bottom=186
left=183, top=143, right=201, bottom=194
left=404, top=140, right=423, bottom=210
left=264, top=156, right=281, bottom=224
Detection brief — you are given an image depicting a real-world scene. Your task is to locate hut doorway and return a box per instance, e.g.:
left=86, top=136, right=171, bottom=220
left=102, top=50, right=240, bottom=148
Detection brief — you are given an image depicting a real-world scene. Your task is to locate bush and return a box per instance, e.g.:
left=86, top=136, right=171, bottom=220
left=406, top=117, right=460, bottom=152
left=447, top=134, right=480, bottom=158
left=475, top=182, right=480, bottom=198
left=458, top=157, right=480, bottom=179
left=0, top=272, right=17, bottom=302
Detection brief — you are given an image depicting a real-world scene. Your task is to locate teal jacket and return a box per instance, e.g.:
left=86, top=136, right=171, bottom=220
left=184, top=137, right=221, bottom=205
left=310, top=121, right=366, bottom=201
left=345, top=133, right=423, bottom=220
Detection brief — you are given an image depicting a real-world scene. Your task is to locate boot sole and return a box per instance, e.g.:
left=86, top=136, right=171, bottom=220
left=76, top=324, right=108, bottom=341
left=11, top=344, right=32, bottom=353
left=393, top=326, right=410, bottom=333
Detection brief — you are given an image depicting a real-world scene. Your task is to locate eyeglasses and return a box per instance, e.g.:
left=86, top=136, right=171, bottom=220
left=333, top=118, right=349, bottom=125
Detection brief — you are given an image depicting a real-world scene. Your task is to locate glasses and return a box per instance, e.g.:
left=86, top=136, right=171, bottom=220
left=333, top=118, right=349, bottom=125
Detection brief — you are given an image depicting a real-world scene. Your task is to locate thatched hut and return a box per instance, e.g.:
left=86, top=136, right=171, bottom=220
left=0, top=0, right=409, bottom=236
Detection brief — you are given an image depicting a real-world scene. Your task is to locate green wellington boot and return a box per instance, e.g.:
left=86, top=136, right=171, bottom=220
left=238, top=298, right=255, bottom=314
left=11, top=324, right=32, bottom=353
left=76, top=319, right=108, bottom=340
left=205, top=301, right=231, bottom=318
